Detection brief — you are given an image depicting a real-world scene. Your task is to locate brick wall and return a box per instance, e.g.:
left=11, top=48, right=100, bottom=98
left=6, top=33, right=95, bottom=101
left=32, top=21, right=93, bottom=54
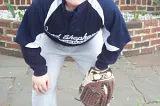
left=116, top=0, right=160, bottom=12
left=0, top=19, right=22, bottom=57
left=0, top=19, right=160, bottom=57
left=123, top=19, right=160, bottom=56
left=0, top=0, right=160, bottom=12
left=0, top=0, right=31, bottom=10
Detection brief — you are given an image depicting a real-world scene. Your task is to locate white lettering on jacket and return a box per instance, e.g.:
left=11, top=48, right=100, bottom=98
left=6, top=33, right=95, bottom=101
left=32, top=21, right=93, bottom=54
left=46, top=31, right=98, bottom=44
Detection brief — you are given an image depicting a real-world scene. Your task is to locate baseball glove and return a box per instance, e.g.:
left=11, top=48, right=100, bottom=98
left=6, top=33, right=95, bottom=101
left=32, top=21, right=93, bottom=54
left=78, top=67, right=115, bottom=106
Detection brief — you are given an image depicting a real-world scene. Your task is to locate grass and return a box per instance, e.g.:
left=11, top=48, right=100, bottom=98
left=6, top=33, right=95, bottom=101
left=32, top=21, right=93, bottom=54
left=135, top=98, right=160, bottom=106
left=156, top=98, right=160, bottom=103
left=135, top=99, right=142, bottom=106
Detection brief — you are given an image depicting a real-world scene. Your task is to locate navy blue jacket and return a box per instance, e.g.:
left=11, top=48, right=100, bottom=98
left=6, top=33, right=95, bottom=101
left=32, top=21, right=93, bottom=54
left=15, top=0, right=131, bottom=76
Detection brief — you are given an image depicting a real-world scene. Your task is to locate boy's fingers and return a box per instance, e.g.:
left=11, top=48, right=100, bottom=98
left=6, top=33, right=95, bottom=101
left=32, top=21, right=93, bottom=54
left=46, top=80, right=50, bottom=90
left=33, top=84, right=40, bottom=94
left=38, top=86, right=45, bottom=94
left=42, top=84, right=48, bottom=92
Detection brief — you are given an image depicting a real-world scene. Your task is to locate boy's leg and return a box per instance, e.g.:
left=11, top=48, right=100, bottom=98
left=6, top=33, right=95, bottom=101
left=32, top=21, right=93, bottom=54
left=72, top=34, right=111, bottom=106
left=32, top=54, right=65, bottom=106
left=32, top=34, right=66, bottom=106
left=72, top=33, right=104, bottom=75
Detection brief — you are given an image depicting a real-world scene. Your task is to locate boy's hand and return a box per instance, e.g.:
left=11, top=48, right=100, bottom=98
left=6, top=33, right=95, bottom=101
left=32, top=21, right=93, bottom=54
left=32, top=72, right=50, bottom=94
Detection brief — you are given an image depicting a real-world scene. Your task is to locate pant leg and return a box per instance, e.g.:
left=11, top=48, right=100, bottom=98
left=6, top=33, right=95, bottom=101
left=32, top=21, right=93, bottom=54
left=71, top=32, right=104, bottom=75
left=32, top=54, right=65, bottom=106
left=71, top=33, right=111, bottom=106
left=71, top=33, right=112, bottom=106
left=32, top=34, right=66, bottom=106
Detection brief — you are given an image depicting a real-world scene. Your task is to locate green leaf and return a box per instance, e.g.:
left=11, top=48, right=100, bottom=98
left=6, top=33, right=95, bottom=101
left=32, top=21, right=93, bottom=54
left=18, top=11, right=24, bottom=20
left=4, top=2, right=15, bottom=18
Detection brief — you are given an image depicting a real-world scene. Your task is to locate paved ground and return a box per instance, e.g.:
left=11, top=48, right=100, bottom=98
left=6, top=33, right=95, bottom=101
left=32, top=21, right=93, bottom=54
left=0, top=52, right=160, bottom=106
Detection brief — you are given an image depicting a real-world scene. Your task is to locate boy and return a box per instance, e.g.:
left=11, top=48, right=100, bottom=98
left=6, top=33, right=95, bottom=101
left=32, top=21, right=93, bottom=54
left=15, top=0, right=131, bottom=106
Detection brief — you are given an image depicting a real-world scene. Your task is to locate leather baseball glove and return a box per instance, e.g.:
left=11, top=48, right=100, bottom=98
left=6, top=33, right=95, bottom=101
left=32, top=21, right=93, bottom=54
left=78, top=67, right=115, bottom=106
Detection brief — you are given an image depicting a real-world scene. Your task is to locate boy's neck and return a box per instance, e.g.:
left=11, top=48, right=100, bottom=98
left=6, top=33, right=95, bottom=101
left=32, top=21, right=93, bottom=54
left=65, top=0, right=86, bottom=11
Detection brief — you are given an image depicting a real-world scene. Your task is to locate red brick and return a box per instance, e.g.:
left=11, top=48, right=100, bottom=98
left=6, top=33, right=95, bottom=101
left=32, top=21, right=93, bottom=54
left=153, top=2, right=158, bottom=6
left=152, top=27, right=160, bottom=33
left=6, top=43, right=20, bottom=49
left=13, top=22, right=20, bottom=29
left=0, top=41, right=5, bottom=47
left=143, top=34, right=157, bottom=40
left=18, top=6, right=28, bottom=10
left=127, top=21, right=142, bottom=29
left=132, top=36, right=141, bottom=41
left=156, top=45, right=160, bottom=50
left=0, top=19, right=11, bottom=28
left=115, top=0, right=119, bottom=5
left=137, top=0, right=141, bottom=4
left=121, top=0, right=125, bottom=4
left=131, top=0, right=136, bottom=4
left=126, top=0, right=130, bottom=4
left=120, top=6, right=136, bottom=10
left=0, top=0, right=3, bottom=4
left=135, top=41, right=149, bottom=48
left=156, top=7, right=160, bottom=11
left=158, top=33, right=160, bottom=38
left=124, top=44, right=133, bottom=49
left=27, top=0, right=31, bottom=4
left=141, top=47, right=155, bottom=54
left=147, top=7, right=155, bottom=11
left=142, top=0, right=147, bottom=4
left=21, top=0, right=25, bottom=5
left=147, top=0, right=152, bottom=5
left=128, top=30, right=133, bottom=36
left=10, top=0, right=14, bottom=4
left=0, top=35, right=12, bottom=41
left=135, top=29, right=150, bottom=35
left=1, top=3, right=16, bottom=9
left=0, top=6, right=8, bottom=10
left=0, top=28, right=3, bottom=34
left=137, top=6, right=146, bottom=10
left=151, top=39, right=160, bottom=45
left=4, top=0, right=8, bottom=2
left=143, top=20, right=158, bottom=28
left=0, top=47, right=22, bottom=57
left=6, top=29, right=17, bottom=35
left=15, top=0, right=20, bottom=5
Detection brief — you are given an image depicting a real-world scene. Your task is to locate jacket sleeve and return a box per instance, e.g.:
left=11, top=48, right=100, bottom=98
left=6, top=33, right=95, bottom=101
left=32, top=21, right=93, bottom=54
left=15, top=1, right=47, bottom=76
left=95, top=0, right=131, bottom=70
left=21, top=46, right=47, bottom=76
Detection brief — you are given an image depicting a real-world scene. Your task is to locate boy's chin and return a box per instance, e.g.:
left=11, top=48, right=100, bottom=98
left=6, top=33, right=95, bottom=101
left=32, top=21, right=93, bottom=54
left=65, top=0, right=86, bottom=6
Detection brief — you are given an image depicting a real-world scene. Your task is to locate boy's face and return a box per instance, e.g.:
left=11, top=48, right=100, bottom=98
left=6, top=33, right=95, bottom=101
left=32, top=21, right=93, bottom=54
left=65, top=0, right=86, bottom=6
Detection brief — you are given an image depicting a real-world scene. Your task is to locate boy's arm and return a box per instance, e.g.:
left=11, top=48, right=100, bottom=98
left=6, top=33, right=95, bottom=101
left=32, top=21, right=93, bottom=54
left=15, top=1, right=47, bottom=76
left=21, top=46, right=47, bottom=76
left=95, top=45, right=122, bottom=70
left=95, top=0, right=131, bottom=70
